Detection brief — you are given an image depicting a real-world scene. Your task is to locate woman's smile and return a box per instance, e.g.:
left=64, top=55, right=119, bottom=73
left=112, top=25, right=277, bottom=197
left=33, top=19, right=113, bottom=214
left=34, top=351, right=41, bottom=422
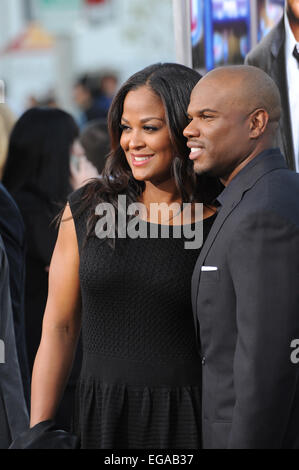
left=131, top=153, right=155, bottom=166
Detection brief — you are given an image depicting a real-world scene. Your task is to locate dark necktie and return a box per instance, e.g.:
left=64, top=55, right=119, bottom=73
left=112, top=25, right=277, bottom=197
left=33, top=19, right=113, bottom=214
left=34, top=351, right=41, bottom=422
left=293, top=45, right=299, bottom=64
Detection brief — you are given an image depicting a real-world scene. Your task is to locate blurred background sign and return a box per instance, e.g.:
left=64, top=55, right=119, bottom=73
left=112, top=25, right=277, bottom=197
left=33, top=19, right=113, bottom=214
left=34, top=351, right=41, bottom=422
left=33, top=0, right=82, bottom=33
left=191, top=0, right=284, bottom=72
left=172, top=0, right=192, bottom=67
left=83, top=0, right=113, bottom=25
left=33, top=0, right=112, bottom=32
left=2, top=23, right=54, bottom=54
left=257, top=0, right=284, bottom=40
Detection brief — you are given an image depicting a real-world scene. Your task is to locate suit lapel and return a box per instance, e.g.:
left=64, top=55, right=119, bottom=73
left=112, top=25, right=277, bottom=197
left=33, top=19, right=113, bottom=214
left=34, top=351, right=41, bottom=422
left=191, top=195, right=242, bottom=339
left=191, top=151, right=288, bottom=340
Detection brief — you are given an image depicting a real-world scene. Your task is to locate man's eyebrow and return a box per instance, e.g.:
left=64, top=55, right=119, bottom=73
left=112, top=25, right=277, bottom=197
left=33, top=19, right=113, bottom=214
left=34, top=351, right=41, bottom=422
left=188, top=108, right=218, bottom=117
left=198, top=108, right=218, bottom=114
left=187, top=108, right=219, bottom=117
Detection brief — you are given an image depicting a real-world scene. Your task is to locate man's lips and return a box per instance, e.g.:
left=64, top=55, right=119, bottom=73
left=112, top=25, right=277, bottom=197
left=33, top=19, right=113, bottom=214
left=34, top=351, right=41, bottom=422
left=131, top=154, right=155, bottom=166
left=187, top=143, right=205, bottom=160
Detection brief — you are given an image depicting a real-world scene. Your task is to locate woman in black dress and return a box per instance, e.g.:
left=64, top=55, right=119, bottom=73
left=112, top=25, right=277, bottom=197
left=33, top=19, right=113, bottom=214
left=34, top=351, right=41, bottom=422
left=30, top=63, right=221, bottom=449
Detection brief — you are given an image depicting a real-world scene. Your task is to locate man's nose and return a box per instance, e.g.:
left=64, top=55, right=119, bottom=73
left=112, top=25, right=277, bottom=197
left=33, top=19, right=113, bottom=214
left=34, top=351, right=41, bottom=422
left=183, top=120, right=200, bottom=138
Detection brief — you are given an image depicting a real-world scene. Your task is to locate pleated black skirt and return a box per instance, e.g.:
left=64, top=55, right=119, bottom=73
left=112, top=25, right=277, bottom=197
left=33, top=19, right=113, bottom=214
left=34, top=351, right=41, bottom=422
left=73, top=354, right=202, bottom=449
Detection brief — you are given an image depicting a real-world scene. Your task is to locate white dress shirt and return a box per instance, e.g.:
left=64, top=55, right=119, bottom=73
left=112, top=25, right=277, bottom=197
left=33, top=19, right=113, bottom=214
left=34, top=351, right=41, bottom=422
left=285, top=13, right=299, bottom=172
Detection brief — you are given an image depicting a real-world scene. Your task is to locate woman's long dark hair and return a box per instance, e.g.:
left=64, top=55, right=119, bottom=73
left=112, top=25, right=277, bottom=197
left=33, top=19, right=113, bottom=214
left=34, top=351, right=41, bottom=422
left=73, top=63, right=221, bottom=241
left=2, top=107, right=79, bottom=204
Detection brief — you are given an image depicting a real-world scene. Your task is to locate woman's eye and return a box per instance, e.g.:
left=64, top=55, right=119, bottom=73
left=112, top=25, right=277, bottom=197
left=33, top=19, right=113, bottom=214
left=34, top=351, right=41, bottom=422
left=120, top=124, right=130, bottom=132
left=143, top=126, right=159, bottom=132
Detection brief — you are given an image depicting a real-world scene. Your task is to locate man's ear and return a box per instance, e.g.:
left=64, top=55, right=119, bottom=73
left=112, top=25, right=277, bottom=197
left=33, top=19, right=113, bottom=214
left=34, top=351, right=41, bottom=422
left=249, top=109, right=269, bottom=139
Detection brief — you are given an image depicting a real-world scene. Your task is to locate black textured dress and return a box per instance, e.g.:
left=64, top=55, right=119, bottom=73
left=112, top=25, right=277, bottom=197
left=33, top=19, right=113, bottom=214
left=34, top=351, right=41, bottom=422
left=68, top=187, right=216, bottom=449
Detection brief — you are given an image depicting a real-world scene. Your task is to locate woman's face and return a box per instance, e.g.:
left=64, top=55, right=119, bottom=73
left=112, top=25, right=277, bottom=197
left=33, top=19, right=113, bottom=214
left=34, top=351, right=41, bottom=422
left=120, top=86, right=174, bottom=184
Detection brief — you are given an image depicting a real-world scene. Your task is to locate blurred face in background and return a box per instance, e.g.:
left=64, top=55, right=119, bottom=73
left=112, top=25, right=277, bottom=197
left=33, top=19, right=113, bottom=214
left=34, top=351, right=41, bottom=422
left=70, top=138, right=85, bottom=176
left=73, top=84, right=92, bottom=110
left=120, top=86, right=174, bottom=185
left=71, top=139, right=85, bottom=161
left=287, top=0, right=299, bottom=21
left=70, top=138, right=99, bottom=190
left=101, top=76, right=118, bottom=98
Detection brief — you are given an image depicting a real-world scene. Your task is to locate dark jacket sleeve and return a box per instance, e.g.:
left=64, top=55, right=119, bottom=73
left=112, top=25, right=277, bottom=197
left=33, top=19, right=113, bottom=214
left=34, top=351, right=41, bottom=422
left=0, top=237, right=29, bottom=448
left=227, top=210, right=299, bottom=448
left=245, top=47, right=269, bottom=71
left=0, top=184, right=30, bottom=405
left=244, top=20, right=278, bottom=71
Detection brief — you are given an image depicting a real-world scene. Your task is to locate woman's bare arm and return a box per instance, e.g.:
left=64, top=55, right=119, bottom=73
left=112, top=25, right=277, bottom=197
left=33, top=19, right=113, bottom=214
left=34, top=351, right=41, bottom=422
left=30, top=204, right=81, bottom=427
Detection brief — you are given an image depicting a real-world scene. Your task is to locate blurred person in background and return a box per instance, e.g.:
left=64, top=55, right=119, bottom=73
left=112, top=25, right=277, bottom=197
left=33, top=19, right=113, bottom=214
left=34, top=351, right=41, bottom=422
left=245, top=0, right=299, bottom=171
left=73, top=74, right=106, bottom=127
left=0, top=181, right=30, bottom=407
left=70, top=119, right=110, bottom=190
left=80, top=119, right=110, bottom=174
left=26, top=92, right=57, bottom=110
left=0, top=104, right=15, bottom=179
left=70, top=138, right=99, bottom=191
left=26, top=96, right=39, bottom=109
left=73, top=73, right=118, bottom=128
left=0, top=104, right=29, bottom=404
left=96, top=73, right=118, bottom=118
left=0, top=236, right=29, bottom=449
left=2, top=108, right=80, bottom=430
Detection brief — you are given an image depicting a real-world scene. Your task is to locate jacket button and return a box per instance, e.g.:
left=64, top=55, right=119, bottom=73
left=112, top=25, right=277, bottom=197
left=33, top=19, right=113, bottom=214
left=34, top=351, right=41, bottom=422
left=202, top=356, right=206, bottom=365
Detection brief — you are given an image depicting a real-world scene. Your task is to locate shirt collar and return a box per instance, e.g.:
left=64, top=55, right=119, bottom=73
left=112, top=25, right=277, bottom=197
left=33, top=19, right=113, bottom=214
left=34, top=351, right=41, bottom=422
left=216, top=148, right=282, bottom=207
left=284, top=10, right=298, bottom=58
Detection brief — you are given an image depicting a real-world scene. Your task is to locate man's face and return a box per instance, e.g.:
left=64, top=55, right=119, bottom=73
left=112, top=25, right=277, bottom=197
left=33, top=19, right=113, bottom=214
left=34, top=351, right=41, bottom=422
left=287, top=0, right=299, bottom=21
left=183, top=78, right=251, bottom=181
left=73, top=84, right=91, bottom=109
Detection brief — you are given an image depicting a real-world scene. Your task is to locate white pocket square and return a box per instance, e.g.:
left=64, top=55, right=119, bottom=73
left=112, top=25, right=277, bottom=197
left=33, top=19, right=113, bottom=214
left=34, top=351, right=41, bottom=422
left=201, top=266, right=218, bottom=272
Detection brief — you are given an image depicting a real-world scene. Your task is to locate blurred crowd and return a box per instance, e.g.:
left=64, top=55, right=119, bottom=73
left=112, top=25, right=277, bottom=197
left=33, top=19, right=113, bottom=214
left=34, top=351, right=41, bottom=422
left=25, top=71, right=118, bottom=128
left=0, top=70, right=116, bottom=445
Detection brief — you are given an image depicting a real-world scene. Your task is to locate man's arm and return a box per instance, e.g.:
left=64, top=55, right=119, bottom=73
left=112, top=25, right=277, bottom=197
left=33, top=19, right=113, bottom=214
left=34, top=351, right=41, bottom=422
left=245, top=48, right=265, bottom=68
left=227, top=210, right=299, bottom=449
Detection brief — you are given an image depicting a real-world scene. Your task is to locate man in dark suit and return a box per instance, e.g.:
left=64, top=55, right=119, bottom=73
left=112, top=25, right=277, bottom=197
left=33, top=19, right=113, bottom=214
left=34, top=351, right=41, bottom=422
left=0, top=183, right=30, bottom=405
left=0, top=236, right=29, bottom=448
left=184, top=65, right=299, bottom=449
left=245, top=1, right=299, bottom=171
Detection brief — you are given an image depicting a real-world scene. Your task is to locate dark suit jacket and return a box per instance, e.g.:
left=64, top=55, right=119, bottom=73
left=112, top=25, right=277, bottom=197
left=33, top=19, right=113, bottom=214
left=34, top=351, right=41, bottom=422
left=192, top=149, right=299, bottom=449
left=0, top=236, right=29, bottom=448
left=0, top=183, right=30, bottom=405
left=245, top=18, right=296, bottom=171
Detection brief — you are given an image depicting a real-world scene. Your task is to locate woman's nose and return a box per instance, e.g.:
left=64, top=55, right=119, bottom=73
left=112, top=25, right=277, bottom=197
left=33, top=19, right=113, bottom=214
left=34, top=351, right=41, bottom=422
left=128, top=130, right=145, bottom=149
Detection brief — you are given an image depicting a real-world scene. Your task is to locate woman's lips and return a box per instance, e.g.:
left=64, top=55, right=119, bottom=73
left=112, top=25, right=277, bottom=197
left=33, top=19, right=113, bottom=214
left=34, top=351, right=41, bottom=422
left=131, top=154, right=155, bottom=166
left=189, top=147, right=204, bottom=160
